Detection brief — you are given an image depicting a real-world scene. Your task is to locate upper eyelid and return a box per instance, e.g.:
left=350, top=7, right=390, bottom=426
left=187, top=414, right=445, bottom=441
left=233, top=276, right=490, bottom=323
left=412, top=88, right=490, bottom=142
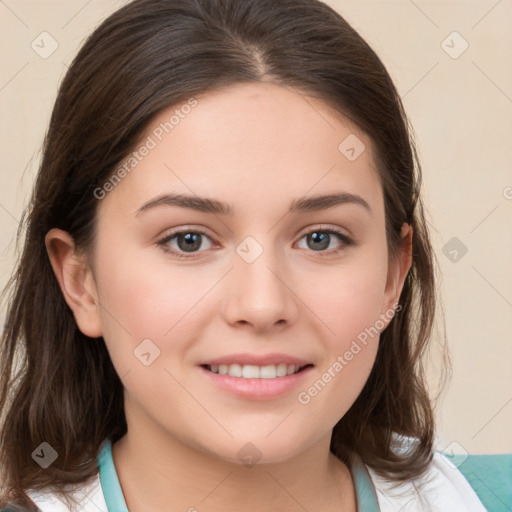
left=159, top=226, right=215, bottom=243
left=159, top=224, right=350, bottom=241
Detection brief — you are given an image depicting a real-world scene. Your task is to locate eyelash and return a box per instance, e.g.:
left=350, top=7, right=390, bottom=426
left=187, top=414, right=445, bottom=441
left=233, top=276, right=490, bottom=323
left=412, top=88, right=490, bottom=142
left=157, top=226, right=354, bottom=260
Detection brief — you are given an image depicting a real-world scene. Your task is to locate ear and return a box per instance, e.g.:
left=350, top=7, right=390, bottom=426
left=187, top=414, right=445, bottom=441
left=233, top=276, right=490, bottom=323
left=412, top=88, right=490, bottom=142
left=45, top=228, right=103, bottom=338
left=379, top=222, right=413, bottom=323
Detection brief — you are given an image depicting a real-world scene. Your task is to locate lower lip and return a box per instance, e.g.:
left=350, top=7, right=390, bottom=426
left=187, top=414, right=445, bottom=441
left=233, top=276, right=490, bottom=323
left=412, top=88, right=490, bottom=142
left=198, top=365, right=314, bottom=400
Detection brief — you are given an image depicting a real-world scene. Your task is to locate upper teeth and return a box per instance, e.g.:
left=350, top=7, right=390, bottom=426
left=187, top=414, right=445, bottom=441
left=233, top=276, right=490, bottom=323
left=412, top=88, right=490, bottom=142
left=207, top=363, right=303, bottom=378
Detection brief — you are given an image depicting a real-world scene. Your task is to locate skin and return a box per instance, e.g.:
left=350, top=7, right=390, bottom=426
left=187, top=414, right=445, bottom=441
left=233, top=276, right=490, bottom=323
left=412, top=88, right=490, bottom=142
left=46, top=81, right=412, bottom=512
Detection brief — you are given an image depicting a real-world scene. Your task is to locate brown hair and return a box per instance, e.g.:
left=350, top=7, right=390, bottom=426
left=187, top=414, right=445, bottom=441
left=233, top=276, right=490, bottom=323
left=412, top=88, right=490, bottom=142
left=0, top=0, right=450, bottom=509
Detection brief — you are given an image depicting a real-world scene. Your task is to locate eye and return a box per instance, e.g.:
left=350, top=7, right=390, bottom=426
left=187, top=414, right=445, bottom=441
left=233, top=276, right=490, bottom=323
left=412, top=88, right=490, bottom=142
left=296, top=227, right=354, bottom=256
left=157, top=228, right=215, bottom=259
left=157, top=226, right=354, bottom=260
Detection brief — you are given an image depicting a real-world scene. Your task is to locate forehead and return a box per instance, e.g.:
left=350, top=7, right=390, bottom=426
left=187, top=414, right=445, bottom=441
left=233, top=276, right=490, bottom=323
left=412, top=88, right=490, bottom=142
left=100, top=81, right=383, bottom=219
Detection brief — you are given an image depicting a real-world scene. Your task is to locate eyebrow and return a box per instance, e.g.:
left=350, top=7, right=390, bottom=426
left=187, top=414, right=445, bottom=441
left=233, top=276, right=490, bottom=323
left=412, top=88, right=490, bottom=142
left=135, top=191, right=373, bottom=217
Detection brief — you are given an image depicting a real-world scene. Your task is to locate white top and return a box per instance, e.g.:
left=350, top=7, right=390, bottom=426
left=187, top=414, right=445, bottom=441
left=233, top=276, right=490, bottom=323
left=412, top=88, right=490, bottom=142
left=23, top=438, right=487, bottom=512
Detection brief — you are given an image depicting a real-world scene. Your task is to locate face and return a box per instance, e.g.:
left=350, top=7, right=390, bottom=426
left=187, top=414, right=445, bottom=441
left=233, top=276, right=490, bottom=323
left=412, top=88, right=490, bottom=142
left=53, top=82, right=410, bottom=465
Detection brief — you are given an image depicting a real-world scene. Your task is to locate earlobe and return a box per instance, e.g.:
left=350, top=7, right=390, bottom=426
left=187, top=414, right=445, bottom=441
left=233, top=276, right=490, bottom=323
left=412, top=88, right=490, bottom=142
left=380, top=222, right=413, bottom=323
left=45, top=228, right=103, bottom=338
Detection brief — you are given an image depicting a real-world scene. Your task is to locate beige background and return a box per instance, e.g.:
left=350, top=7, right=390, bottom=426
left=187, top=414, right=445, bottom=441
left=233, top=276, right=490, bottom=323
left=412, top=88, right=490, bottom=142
left=0, top=0, right=511, bottom=454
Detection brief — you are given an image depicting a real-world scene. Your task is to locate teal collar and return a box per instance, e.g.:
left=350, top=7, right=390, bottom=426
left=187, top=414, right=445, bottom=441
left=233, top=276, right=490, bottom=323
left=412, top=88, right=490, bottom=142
left=97, top=439, right=129, bottom=512
left=97, top=438, right=380, bottom=511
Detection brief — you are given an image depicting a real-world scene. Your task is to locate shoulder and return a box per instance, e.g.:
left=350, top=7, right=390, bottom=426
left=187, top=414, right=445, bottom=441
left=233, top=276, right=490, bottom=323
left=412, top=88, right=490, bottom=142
left=366, top=451, right=486, bottom=511
left=366, top=446, right=512, bottom=512
left=20, top=472, right=108, bottom=512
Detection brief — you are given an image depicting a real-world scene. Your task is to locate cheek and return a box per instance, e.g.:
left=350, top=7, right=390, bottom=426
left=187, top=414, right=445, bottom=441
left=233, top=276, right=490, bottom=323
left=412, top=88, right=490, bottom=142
left=93, top=244, right=220, bottom=372
left=295, top=268, right=384, bottom=430
left=294, top=249, right=387, bottom=406
left=304, top=250, right=388, bottom=346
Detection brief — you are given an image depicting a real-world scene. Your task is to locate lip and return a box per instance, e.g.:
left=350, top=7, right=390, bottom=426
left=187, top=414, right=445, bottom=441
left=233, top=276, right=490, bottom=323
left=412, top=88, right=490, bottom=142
left=199, top=353, right=312, bottom=367
left=198, top=364, right=314, bottom=401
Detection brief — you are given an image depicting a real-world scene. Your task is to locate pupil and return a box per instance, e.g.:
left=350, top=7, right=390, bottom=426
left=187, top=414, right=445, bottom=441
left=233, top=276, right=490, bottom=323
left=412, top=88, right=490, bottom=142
left=179, top=233, right=201, bottom=252
left=309, top=232, right=329, bottom=251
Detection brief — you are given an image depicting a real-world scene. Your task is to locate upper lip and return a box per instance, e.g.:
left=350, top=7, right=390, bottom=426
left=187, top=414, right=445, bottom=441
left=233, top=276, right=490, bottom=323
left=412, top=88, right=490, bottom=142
left=199, top=353, right=313, bottom=367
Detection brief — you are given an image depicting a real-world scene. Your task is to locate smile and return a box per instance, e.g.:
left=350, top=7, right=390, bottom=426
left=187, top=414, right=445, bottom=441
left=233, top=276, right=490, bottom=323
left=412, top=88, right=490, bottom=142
left=202, top=363, right=312, bottom=379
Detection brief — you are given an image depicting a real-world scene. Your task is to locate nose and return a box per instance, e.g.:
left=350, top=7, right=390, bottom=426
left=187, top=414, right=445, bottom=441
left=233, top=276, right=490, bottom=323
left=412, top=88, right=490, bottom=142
left=221, top=240, right=300, bottom=333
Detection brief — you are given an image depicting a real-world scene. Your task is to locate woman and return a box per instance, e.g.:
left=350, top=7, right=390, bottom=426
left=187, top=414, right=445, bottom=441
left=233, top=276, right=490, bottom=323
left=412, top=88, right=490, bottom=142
left=0, top=0, right=498, bottom=510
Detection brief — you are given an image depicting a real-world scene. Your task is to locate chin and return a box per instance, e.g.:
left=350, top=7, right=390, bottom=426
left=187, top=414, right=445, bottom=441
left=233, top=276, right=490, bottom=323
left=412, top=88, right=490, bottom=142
left=199, top=435, right=311, bottom=467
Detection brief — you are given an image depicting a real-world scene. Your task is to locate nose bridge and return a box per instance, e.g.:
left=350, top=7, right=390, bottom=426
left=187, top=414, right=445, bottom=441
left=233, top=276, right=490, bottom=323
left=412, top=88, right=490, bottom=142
left=235, top=233, right=287, bottom=298
left=223, top=233, right=298, bottom=329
